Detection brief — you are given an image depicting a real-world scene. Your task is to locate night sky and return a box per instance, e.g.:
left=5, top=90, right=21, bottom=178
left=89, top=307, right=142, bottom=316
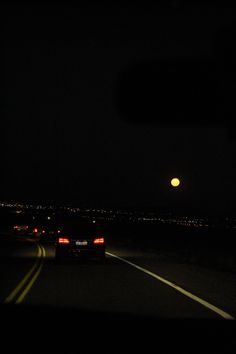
left=2, top=2, right=236, bottom=215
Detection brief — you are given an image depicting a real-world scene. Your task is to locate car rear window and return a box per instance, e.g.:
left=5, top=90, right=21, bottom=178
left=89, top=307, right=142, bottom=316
left=61, top=223, right=99, bottom=237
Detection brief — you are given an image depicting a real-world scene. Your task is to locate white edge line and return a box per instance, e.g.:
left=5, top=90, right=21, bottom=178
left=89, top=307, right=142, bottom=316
left=106, top=251, right=235, bottom=320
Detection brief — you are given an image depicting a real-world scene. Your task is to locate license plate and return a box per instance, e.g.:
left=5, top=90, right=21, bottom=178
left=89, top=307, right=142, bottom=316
left=76, top=240, right=88, bottom=246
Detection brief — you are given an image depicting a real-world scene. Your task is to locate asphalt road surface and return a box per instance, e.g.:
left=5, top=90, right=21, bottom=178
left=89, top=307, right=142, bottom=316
left=0, top=234, right=235, bottom=353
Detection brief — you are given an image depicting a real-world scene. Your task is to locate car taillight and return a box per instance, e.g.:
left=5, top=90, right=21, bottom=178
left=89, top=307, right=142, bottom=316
left=33, top=228, right=38, bottom=233
left=93, top=237, right=105, bottom=244
left=58, top=237, right=70, bottom=244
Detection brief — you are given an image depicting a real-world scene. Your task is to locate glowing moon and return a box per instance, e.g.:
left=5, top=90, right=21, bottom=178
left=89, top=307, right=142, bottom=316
left=171, top=178, right=180, bottom=187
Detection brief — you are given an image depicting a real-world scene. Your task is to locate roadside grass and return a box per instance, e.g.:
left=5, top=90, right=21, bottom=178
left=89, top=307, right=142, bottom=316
left=104, top=222, right=236, bottom=272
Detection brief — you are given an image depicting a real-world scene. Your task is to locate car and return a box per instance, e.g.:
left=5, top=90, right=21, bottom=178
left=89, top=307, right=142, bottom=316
left=26, top=225, right=43, bottom=237
left=13, top=224, right=41, bottom=237
left=55, top=221, right=106, bottom=261
left=13, top=224, right=29, bottom=234
left=39, top=225, right=61, bottom=243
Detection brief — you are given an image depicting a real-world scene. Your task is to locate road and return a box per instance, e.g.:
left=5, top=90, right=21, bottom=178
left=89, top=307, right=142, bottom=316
left=0, top=234, right=235, bottom=353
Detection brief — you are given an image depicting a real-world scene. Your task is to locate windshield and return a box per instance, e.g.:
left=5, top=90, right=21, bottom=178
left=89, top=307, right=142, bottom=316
left=60, top=222, right=99, bottom=236
left=1, top=2, right=236, bottom=352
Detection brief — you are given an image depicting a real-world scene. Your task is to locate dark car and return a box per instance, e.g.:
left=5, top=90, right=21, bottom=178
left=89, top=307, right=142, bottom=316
left=55, top=221, right=106, bottom=261
left=40, top=224, right=61, bottom=243
left=13, top=224, right=29, bottom=234
left=14, top=224, right=42, bottom=237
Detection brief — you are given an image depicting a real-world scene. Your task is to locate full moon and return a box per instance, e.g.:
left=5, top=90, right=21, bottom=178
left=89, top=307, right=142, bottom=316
left=171, top=177, right=180, bottom=187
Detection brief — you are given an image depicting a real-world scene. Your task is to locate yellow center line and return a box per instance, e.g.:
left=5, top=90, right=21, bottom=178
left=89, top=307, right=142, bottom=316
left=15, top=246, right=46, bottom=304
left=4, top=244, right=45, bottom=304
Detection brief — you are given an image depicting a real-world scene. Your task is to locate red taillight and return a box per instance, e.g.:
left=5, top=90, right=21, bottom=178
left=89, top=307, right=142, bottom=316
left=33, top=228, right=38, bottom=233
left=93, top=237, right=105, bottom=244
left=58, top=237, right=70, bottom=244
